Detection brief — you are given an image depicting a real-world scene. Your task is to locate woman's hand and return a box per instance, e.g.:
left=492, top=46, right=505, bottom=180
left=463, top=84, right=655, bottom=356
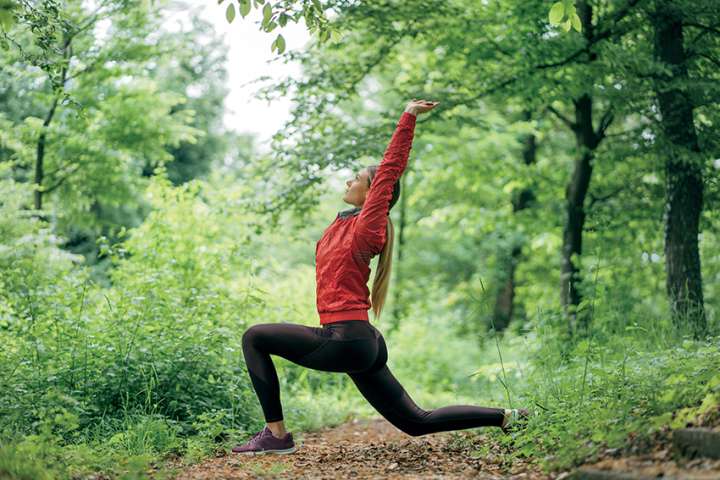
left=405, top=99, right=440, bottom=116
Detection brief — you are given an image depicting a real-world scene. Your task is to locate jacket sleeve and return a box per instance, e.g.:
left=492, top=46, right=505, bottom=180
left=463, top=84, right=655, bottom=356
left=352, top=111, right=416, bottom=255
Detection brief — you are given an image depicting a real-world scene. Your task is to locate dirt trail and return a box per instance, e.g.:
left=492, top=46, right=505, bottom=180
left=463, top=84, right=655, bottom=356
left=174, top=417, right=548, bottom=479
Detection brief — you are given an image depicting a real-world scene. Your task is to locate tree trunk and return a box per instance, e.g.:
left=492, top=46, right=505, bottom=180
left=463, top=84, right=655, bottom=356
left=559, top=0, right=613, bottom=336
left=561, top=93, right=600, bottom=334
left=34, top=96, right=59, bottom=211
left=651, top=5, right=706, bottom=338
left=493, top=110, right=536, bottom=332
left=34, top=38, right=71, bottom=212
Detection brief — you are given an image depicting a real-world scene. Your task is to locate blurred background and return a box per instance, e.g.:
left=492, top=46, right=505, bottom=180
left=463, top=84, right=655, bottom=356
left=0, top=0, right=718, bottom=477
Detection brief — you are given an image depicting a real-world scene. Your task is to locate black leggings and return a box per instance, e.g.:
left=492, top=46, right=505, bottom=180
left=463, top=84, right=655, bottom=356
left=241, top=320, right=505, bottom=436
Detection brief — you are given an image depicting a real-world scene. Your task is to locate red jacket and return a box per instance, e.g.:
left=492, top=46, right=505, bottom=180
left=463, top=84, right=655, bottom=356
left=315, top=111, right=417, bottom=324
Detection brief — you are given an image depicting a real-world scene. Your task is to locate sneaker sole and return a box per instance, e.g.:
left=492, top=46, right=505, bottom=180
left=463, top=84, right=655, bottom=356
left=233, top=446, right=298, bottom=455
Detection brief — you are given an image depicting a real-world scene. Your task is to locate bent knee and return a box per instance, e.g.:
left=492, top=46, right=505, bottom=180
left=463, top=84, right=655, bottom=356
left=387, top=410, right=431, bottom=437
left=241, top=324, right=266, bottom=349
left=399, top=422, right=429, bottom=437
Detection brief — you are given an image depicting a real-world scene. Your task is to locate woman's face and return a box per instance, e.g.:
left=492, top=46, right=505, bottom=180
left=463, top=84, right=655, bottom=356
left=343, top=168, right=370, bottom=207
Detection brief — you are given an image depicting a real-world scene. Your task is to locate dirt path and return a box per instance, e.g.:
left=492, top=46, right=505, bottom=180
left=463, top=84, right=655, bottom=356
left=174, top=417, right=548, bottom=479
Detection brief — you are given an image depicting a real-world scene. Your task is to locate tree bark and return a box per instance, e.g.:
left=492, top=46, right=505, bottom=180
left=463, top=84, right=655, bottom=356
left=561, top=93, right=600, bottom=334
left=34, top=97, right=59, bottom=211
left=651, top=4, right=706, bottom=338
left=559, top=0, right=613, bottom=336
left=34, top=39, right=71, bottom=212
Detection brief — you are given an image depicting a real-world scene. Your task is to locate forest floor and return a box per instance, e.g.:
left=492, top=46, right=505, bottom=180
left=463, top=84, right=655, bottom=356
left=172, top=415, right=720, bottom=480
left=173, top=417, right=548, bottom=479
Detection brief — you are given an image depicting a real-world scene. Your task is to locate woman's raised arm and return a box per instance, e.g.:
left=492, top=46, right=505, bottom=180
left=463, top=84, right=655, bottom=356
left=352, top=100, right=439, bottom=255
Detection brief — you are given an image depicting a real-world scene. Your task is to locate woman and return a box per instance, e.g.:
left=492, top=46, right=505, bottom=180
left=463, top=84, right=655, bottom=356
left=233, top=99, right=528, bottom=455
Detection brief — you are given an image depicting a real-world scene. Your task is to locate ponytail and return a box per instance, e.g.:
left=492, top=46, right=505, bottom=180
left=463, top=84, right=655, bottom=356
left=371, top=216, right=394, bottom=321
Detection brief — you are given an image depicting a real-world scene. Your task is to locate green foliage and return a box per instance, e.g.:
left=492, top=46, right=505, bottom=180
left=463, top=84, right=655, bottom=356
left=1, top=0, right=233, bottom=269
left=548, top=0, right=581, bottom=32
left=451, top=269, right=720, bottom=472
left=1, top=0, right=719, bottom=477
left=217, top=0, right=336, bottom=53
left=0, top=0, right=16, bottom=31
left=508, top=334, right=720, bottom=472
left=225, top=2, right=235, bottom=23
left=0, top=170, right=269, bottom=477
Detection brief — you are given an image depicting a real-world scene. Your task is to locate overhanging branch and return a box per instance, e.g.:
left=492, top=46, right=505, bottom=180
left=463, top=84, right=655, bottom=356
left=547, top=105, right=577, bottom=130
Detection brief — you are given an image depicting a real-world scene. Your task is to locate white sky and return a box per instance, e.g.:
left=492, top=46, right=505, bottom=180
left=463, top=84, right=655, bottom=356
left=171, top=2, right=312, bottom=153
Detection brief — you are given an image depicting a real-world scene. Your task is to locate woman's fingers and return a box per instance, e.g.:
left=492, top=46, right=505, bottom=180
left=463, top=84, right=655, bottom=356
left=407, top=99, right=440, bottom=114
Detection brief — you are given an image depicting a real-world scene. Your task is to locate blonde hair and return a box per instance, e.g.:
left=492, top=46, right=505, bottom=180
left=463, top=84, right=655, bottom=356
left=366, top=165, right=401, bottom=322
left=371, top=216, right=394, bottom=321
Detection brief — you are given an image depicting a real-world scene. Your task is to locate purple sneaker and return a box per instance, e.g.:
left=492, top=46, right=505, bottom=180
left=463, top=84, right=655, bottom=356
left=231, top=426, right=297, bottom=455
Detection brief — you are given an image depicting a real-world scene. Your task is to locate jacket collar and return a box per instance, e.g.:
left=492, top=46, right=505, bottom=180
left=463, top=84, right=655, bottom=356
left=337, top=206, right=362, bottom=219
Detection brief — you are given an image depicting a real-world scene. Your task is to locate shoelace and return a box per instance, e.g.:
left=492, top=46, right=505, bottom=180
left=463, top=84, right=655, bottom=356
left=247, top=428, right=267, bottom=447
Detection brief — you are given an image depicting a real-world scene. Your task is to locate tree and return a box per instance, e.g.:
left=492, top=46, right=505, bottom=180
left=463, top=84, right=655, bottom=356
left=493, top=110, right=537, bottom=332
left=145, top=15, right=232, bottom=185
left=1, top=0, right=201, bottom=262
left=649, top=0, right=715, bottom=338
left=234, top=0, right=719, bottom=338
left=250, top=0, right=637, bottom=333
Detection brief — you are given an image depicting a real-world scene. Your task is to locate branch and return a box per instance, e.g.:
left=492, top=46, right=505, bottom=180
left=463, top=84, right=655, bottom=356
left=684, top=22, right=720, bottom=36
left=603, top=124, right=648, bottom=139
left=432, top=75, right=520, bottom=122
left=44, top=161, right=78, bottom=177
left=431, top=3, right=640, bottom=120
left=588, top=185, right=625, bottom=209
left=44, top=164, right=82, bottom=194
left=596, top=107, right=615, bottom=139
left=536, top=0, right=643, bottom=70
left=482, top=32, right=514, bottom=58
left=696, top=52, right=720, bottom=70
left=67, top=52, right=106, bottom=81
left=537, top=49, right=587, bottom=70
left=546, top=105, right=576, bottom=130
left=67, top=0, right=114, bottom=42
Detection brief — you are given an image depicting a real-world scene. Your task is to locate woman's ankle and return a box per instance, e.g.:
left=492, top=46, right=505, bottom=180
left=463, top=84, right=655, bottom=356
left=267, top=420, right=287, bottom=438
left=501, top=409, right=511, bottom=428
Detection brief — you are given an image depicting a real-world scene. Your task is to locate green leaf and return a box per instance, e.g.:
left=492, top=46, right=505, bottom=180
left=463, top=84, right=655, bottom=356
left=225, top=3, right=236, bottom=23
left=279, top=12, right=287, bottom=27
left=0, top=0, right=15, bottom=31
left=276, top=33, right=285, bottom=54
left=0, top=10, right=13, bottom=30
left=562, top=18, right=572, bottom=31
left=217, top=0, right=224, bottom=4
left=239, top=0, right=251, bottom=17
left=502, top=180, right=523, bottom=194
left=571, top=12, right=582, bottom=31
left=262, top=2, right=272, bottom=24
left=312, top=0, right=322, bottom=10
left=549, top=2, right=565, bottom=24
